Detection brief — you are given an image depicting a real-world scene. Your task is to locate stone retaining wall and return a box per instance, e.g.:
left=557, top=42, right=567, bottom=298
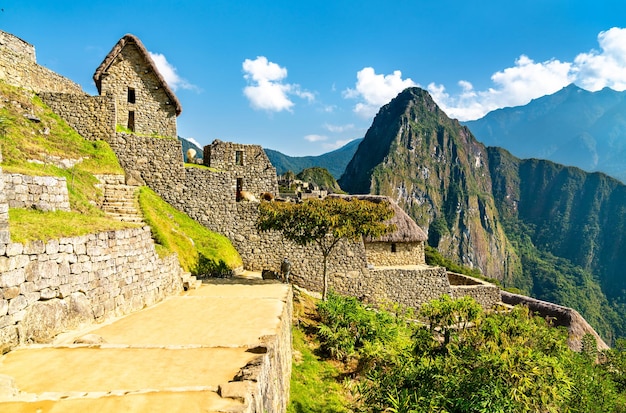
left=448, top=272, right=501, bottom=309
left=0, top=30, right=83, bottom=94
left=38, top=93, right=115, bottom=142
left=0, top=227, right=184, bottom=353
left=4, top=174, right=70, bottom=212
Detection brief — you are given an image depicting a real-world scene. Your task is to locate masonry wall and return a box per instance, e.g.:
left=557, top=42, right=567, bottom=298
left=0, top=30, right=83, bottom=94
left=205, top=140, right=279, bottom=198
left=0, top=226, right=183, bottom=353
left=39, top=92, right=115, bottom=142
left=4, top=174, right=71, bottom=212
left=99, top=44, right=177, bottom=137
left=364, top=241, right=425, bottom=266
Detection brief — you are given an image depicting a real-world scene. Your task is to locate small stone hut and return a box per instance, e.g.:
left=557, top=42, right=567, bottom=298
left=204, top=139, right=278, bottom=201
left=329, top=194, right=428, bottom=266
left=93, top=34, right=182, bottom=138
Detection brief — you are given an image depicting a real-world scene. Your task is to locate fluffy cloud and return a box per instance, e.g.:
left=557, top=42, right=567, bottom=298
left=149, top=52, right=198, bottom=92
left=428, top=27, right=626, bottom=121
left=242, top=56, right=313, bottom=112
left=343, top=67, right=417, bottom=118
left=574, top=27, right=626, bottom=91
left=304, top=134, right=328, bottom=142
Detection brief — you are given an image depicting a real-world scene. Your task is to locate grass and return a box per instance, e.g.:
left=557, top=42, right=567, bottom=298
left=288, top=289, right=353, bottom=413
left=0, top=80, right=124, bottom=215
left=137, top=186, right=242, bottom=276
left=8, top=209, right=141, bottom=243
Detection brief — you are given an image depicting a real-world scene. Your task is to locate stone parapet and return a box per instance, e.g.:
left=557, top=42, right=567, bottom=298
left=0, top=227, right=183, bottom=354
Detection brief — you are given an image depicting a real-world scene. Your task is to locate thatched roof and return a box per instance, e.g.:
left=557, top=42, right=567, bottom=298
left=328, top=194, right=428, bottom=243
left=93, top=34, right=182, bottom=116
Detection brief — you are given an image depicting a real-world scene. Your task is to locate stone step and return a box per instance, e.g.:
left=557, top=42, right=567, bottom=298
left=181, top=272, right=202, bottom=290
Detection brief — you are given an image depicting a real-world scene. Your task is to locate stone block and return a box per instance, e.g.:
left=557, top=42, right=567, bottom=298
left=5, top=243, right=23, bottom=256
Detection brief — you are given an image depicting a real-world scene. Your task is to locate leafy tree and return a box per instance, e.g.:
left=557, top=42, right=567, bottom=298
left=256, top=197, right=394, bottom=300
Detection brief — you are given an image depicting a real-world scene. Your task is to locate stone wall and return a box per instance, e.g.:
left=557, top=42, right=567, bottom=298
left=99, top=43, right=177, bottom=137
left=108, top=132, right=185, bottom=194
left=0, top=31, right=36, bottom=62
left=364, top=241, right=425, bottom=266
left=205, top=140, right=279, bottom=198
left=39, top=92, right=115, bottom=142
left=447, top=272, right=501, bottom=309
left=0, top=227, right=184, bottom=353
left=224, top=287, right=293, bottom=413
left=0, top=30, right=83, bottom=94
left=0, top=151, right=10, bottom=249
left=4, top=174, right=71, bottom=212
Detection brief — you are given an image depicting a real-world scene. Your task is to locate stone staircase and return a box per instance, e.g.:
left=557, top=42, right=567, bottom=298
left=181, top=272, right=203, bottom=290
left=96, top=175, right=143, bottom=223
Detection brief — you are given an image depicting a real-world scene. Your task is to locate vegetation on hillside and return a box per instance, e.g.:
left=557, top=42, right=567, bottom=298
left=291, top=291, right=626, bottom=412
left=138, top=186, right=242, bottom=276
left=296, top=167, right=343, bottom=193
left=0, top=80, right=123, bottom=216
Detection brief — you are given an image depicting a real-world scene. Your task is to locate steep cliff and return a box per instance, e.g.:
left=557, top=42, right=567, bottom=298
left=339, top=88, right=513, bottom=279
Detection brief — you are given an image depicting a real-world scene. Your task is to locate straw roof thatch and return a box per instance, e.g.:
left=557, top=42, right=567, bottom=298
left=93, top=34, right=182, bottom=116
left=328, top=194, right=427, bottom=243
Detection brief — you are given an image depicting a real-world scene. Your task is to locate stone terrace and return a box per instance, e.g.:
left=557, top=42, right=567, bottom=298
left=0, top=274, right=292, bottom=413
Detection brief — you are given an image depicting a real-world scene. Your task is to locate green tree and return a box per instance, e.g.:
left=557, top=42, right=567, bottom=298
left=256, top=197, right=394, bottom=300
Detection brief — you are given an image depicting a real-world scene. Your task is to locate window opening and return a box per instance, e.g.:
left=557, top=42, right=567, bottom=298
left=127, top=111, right=135, bottom=132
left=236, top=178, right=243, bottom=201
left=391, top=243, right=397, bottom=253
left=127, top=87, right=136, bottom=104
left=235, top=150, right=244, bottom=166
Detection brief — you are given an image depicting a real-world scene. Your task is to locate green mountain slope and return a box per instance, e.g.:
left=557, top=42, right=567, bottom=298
left=339, top=86, right=626, bottom=342
left=265, top=138, right=362, bottom=179
left=296, top=167, right=342, bottom=193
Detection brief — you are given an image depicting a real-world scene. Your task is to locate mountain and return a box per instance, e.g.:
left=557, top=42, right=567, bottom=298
left=463, top=84, right=626, bottom=183
left=296, top=167, right=342, bottom=193
left=339, top=87, right=626, bottom=341
left=178, top=136, right=203, bottom=162
left=265, top=138, right=363, bottom=179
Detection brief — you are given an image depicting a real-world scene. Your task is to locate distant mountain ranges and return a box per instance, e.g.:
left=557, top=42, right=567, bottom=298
left=464, top=84, right=626, bottom=183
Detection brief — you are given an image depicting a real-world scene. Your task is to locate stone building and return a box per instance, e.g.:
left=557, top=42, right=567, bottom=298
left=329, top=194, right=427, bottom=266
left=93, top=34, right=182, bottom=138
left=204, top=140, right=279, bottom=201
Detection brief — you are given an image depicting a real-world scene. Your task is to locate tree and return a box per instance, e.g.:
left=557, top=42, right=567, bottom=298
left=256, top=197, right=394, bottom=300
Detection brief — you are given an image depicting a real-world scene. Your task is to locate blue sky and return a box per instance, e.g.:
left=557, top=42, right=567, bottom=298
left=2, top=1, right=626, bottom=155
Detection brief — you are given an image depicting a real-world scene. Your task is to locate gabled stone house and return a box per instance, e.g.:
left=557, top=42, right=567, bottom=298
left=329, top=195, right=428, bottom=266
left=93, top=34, right=182, bottom=138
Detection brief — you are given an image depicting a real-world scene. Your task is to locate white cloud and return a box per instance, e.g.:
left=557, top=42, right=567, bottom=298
left=323, top=123, right=355, bottom=133
left=149, top=52, right=198, bottom=92
left=428, top=27, right=626, bottom=121
left=343, top=67, right=417, bottom=118
left=304, top=134, right=328, bottom=142
left=186, top=137, right=202, bottom=148
left=242, top=56, right=314, bottom=112
left=322, top=138, right=357, bottom=151
left=574, top=27, right=626, bottom=91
